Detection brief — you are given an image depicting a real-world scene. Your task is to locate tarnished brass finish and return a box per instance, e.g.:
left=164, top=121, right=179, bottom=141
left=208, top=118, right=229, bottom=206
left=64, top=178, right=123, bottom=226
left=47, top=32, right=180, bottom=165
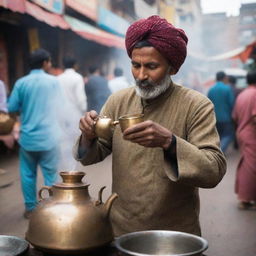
left=95, top=114, right=144, bottom=139
left=26, top=171, right=118, bottom=254
left=94, top=116, right=116, bottom=141
left=118, top=113, right=144, bottom=132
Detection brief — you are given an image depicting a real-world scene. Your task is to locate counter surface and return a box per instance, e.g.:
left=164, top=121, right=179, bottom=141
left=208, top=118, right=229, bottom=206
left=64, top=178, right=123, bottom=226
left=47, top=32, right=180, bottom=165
left=24, top=245, right=119, bottom=256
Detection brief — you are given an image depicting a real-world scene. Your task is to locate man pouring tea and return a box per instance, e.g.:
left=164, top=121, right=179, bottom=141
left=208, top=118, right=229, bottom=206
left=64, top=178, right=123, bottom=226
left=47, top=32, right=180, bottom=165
left=74, top=15, right=226, bottom=237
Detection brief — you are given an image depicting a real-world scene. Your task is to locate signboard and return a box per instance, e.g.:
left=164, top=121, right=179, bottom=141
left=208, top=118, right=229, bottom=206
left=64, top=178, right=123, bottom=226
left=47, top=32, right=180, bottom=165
left=31, top=0, right=64, bottom=14
left=0, top=0, right=26, bottom=12
left=28, top=28, right=40, bottom=52
left=98, top=7, right=129, bottom=37
left=65, top=0, right=98, bottom=21
left=159, top=2, right=175, bottom=24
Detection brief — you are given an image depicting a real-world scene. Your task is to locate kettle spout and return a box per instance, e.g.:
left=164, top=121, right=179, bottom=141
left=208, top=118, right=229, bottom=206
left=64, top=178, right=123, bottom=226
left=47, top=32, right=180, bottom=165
left=104, top=193, right=118, bottom=218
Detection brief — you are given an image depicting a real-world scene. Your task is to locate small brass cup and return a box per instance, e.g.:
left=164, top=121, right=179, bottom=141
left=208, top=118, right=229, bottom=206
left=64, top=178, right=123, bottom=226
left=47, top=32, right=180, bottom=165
left=94, top=114, right=144, bottom=139
left=118, top=113, right=144, bottom=132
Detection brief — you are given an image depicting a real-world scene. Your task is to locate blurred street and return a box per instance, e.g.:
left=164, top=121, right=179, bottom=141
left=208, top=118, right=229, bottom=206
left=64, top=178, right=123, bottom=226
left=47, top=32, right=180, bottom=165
left=1, top=1, right=256, bottom=255
left=0, top=147, right=255, bottom=256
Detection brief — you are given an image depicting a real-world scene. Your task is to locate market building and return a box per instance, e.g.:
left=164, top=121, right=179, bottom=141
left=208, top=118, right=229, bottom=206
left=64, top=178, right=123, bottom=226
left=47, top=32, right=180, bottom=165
left=0, top=0, right=129, bottom=91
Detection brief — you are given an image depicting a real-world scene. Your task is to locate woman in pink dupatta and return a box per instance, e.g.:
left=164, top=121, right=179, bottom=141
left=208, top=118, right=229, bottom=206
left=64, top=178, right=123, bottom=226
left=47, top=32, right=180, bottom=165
left=232, top=71, right=256, bottom=210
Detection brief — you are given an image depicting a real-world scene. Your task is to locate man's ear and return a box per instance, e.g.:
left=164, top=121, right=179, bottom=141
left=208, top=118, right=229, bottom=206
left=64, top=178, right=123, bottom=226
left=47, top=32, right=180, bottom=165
left=42, top=60, right=48, bottom=69
left=168, top=66, right=176, bottom=75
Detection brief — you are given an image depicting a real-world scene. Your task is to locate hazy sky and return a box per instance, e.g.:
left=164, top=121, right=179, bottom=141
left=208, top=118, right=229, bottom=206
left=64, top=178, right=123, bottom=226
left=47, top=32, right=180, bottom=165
left=201, top=0, right=256, bottom=16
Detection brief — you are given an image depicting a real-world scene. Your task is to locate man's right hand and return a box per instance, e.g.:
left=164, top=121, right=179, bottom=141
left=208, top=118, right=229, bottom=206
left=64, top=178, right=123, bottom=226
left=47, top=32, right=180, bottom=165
left=79, top=110, right=98, bottom=146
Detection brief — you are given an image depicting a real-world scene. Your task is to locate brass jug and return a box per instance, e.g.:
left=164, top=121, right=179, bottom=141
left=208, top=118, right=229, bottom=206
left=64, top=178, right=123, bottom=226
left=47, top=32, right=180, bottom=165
left=26, top=171, right=118, bottom=254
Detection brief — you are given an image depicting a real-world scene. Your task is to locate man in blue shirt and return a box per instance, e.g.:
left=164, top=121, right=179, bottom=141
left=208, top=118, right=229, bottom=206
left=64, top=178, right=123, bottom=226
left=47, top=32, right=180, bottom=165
left=208, top=71, right=235, bottom=153
left=85, top=66, right=111, bottom=113
left=8, top=49, right=62, bottom=218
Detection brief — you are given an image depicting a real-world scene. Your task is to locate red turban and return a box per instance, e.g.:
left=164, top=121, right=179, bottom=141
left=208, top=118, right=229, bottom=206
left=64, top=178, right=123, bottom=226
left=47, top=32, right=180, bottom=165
left=125, top=15, right=188, bottom=73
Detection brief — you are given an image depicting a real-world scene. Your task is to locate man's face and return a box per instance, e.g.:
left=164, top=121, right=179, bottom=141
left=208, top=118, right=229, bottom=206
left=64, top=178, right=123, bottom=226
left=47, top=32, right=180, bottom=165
left=131, top=47, right=174, bottom=99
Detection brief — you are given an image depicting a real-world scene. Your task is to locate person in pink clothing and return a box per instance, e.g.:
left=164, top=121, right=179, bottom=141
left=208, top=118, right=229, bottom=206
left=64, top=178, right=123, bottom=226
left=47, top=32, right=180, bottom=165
left=232, top=71, right=256, bottom=210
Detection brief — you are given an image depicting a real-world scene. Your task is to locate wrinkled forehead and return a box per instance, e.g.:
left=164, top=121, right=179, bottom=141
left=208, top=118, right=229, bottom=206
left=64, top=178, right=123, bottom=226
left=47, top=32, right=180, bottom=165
left=131, top=46, right=170, bottom=66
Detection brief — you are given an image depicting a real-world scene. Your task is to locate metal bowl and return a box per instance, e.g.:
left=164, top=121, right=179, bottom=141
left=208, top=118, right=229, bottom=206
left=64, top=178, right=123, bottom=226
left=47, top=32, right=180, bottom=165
left=114, top=230, right=208, bottom=256
left=0, top=235, right=29, bottom=256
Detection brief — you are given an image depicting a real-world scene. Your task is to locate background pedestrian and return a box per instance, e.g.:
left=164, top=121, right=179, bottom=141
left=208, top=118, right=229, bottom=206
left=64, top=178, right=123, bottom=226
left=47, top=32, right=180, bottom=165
left=85, top=66, right=111, bottom=113
left=8, top=48, right=62, bottom=218
left=108, top=67, right=130, bottom=94
left=232, top=70, right=256, bottom=210
left=58, top=56, right=87, bottom=170
left=208, top=71, right=235, bottom=154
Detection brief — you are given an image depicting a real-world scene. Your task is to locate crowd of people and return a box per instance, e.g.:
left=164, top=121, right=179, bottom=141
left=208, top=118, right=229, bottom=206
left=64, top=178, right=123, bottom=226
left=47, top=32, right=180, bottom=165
left=0, top=15, right=255, bottom=236
left=207, top=69, right=256, bottom=210
left=0, top=48, right=131, bottom=219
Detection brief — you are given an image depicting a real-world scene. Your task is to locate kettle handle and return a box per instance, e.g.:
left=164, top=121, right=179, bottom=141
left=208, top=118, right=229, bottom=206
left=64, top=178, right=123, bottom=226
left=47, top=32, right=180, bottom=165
left=95, top=186, right=106, bottom=206
left=39, top=186, right=53, bottom=200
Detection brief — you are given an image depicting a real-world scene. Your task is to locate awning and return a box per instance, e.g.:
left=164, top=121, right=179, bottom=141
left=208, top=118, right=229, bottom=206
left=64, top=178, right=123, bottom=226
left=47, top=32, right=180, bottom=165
left=207, top=47, right=247, bottom=61
left=0, top=0, right=25, bottom=13
left=0, top=0, right=125, bottom=49
left=25, top=1, right=70, bottom=29
left=0, top=0, right=70, bottom=30
left=65, top=0, right=98, bottom=22
left=189, top=40, right=256, bottom=63
left=208, top=41, right=256, bottom=62
left=234, top=40, right=256, bottom=62
left=64, top=15, right=125, bottom=49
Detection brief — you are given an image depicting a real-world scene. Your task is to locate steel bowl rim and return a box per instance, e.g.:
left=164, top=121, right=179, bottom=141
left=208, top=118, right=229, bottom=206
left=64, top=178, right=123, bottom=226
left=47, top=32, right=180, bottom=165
left=0, top=235, right=29, bottom=256
left=114, top=230, right=208, bottom=256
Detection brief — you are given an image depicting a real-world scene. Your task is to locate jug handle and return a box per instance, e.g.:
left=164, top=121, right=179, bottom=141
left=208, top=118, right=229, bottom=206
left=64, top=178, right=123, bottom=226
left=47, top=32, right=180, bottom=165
left=39, top=186, right=53, bottom=200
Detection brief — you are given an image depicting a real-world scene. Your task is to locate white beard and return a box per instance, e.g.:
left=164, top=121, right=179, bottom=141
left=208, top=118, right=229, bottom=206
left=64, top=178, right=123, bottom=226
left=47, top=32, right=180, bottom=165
left=135, top=73, right=172, bottom=100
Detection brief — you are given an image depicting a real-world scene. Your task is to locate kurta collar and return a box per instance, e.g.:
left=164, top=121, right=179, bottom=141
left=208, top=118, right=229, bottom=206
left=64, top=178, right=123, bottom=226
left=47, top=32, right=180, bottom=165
left=30, top=69, right=46, bottom=74
left=216, top=81, right=226, bottom=86
left=64, top=68, right=75, bottom=73
left=141, top=81, right=175, bottom=109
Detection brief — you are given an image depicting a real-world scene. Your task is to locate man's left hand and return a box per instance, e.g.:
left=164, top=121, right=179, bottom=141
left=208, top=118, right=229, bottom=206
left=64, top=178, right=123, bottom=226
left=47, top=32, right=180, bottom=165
left=123, top=120, right=172, bottom=149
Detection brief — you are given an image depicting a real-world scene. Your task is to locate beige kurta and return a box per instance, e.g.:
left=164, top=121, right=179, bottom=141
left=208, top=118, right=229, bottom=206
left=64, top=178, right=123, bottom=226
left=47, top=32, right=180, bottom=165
left=74, top=83, right=226, bottom=236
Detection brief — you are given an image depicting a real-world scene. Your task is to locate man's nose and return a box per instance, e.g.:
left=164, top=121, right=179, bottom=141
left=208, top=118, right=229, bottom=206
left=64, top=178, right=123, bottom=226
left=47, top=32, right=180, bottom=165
left=137, top=68, right=148, bottom=80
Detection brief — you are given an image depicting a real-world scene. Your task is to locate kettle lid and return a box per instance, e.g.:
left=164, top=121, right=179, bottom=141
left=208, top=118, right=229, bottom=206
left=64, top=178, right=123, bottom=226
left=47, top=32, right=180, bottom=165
left=53, top=171, right=89, bottom=189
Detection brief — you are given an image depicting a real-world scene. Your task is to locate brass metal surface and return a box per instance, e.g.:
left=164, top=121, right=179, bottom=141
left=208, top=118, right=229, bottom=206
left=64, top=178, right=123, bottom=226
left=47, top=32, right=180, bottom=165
left=94, top=114, right=144, bottom=139
left=26, top=171, right=118, bottom=254
left=118, top=114, right=144, bottom=132
left=94, top=117, right=115, bottom=141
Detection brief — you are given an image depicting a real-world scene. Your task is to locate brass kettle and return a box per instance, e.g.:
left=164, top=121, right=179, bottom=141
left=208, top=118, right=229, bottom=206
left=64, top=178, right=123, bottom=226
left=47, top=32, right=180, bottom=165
left=26, top=171, right=118, bottom=254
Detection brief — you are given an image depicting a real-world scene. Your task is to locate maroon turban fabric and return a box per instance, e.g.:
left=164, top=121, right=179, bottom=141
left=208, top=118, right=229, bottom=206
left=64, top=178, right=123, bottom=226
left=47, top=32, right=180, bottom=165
left=125, top=15, right=188, bottom=73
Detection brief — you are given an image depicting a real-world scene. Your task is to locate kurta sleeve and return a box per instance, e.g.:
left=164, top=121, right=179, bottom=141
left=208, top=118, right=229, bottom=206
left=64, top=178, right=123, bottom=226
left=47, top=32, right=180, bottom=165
left=251, top=92, right=256, bottom=117
left=164, top=97, right=226, bottom=188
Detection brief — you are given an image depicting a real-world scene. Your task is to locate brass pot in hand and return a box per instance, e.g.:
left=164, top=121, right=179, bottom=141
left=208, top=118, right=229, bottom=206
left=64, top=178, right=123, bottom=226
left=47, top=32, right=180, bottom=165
left=94, top=116, right=118, bottom=141
left=26, top=171, right=118, bottom=254
left=95, top=114, right=144, bottom=140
